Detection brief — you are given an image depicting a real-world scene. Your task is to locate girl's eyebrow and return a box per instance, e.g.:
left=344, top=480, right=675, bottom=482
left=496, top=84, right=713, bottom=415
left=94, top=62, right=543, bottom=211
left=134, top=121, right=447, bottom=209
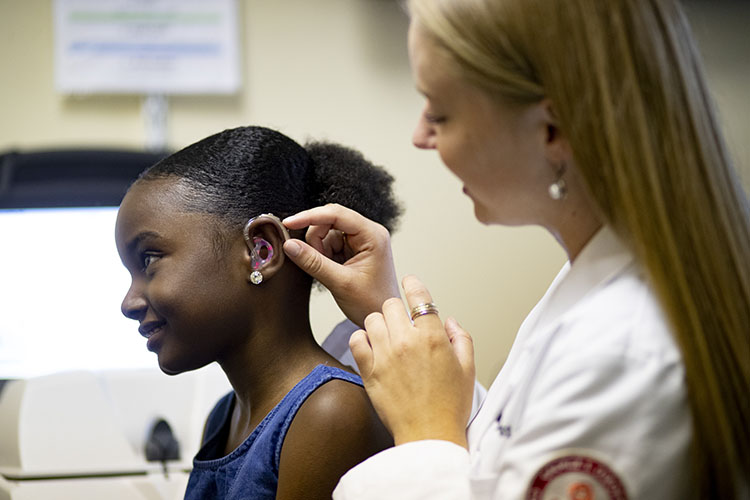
left=126, top=231, right=162, bottom=253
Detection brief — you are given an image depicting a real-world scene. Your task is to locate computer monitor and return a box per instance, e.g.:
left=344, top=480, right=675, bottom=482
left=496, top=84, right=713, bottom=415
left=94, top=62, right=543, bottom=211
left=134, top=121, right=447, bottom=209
left=0, top=148, right=168, bottom=380
left=0, top=206, right=155, bottom=379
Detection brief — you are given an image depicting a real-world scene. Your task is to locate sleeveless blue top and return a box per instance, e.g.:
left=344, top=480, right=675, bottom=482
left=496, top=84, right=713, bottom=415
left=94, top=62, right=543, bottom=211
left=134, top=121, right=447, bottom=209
left=184, top=365, right=362, bottom=500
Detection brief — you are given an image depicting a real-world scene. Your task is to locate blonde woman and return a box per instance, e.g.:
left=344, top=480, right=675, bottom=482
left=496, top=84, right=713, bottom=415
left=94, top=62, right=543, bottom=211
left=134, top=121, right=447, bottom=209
left=282, top=0, right=749, bottom=498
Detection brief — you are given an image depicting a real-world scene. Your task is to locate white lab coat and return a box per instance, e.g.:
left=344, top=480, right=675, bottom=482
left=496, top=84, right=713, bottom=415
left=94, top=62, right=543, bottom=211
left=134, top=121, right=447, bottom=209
left=334, top=226, right=691, bottom=499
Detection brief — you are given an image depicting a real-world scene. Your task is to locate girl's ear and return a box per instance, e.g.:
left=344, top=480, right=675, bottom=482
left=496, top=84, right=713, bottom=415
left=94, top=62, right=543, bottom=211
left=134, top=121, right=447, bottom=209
left=241, top=214, right=289, bottom=285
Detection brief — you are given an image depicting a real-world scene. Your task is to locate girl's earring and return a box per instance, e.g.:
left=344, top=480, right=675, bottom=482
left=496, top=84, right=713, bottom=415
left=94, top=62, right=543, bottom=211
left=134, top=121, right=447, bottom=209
left=548, top=163, right=568, bottom=201
left=250, top=270, right=263, bottom=285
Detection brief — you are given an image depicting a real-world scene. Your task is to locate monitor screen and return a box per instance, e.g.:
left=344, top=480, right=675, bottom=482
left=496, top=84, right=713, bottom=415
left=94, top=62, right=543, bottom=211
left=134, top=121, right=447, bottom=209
left=0, top=206, right=155, bottom=378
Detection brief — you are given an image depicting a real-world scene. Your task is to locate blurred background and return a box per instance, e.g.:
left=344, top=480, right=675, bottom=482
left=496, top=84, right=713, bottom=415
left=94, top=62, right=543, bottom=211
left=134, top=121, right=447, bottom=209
left=0, top=0, right=747, bottom=388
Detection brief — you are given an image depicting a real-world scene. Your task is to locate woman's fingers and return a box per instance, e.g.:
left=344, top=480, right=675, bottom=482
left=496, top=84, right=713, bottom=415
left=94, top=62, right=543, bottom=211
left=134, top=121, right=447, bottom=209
left=364, top=310, right=390, bottom=358
left=349, top=329, right=374, bottom=377
left=444, top=317, right=476, bottom=381
left=287, top=204, right=390, bottom=261
left=320, top=229, right=348, bottom=264
left=304, top=223, right=336, bottom=256
left=282, top=239, right=343, bottom=286
left=282, top=204, right=400, bottom=327
left=402, top=275, right=444, bottom=332
left=283, top=204, right=371, bottom=237
left=357, top=275, right=474, bottom=447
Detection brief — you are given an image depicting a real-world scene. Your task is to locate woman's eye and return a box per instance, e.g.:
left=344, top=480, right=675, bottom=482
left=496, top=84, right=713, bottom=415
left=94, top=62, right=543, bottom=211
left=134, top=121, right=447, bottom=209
left=424, top=112, right=446, bottom=124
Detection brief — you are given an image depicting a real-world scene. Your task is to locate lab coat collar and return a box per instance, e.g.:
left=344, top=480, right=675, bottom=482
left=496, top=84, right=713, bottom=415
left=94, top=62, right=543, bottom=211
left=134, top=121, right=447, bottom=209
left=469, top=226, right=635, bottom=431
left=533, top=225, right=635, bottom=335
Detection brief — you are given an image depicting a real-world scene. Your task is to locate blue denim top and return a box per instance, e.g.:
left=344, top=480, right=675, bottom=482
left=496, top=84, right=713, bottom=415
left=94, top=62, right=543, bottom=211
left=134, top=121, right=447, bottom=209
left=184, top=365, right=362, bottom=500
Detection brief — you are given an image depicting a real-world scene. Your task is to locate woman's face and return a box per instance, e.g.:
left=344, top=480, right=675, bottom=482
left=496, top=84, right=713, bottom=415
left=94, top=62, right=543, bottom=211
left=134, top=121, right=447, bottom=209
left=408, top=22, right=551, bottom=226
left=115, top=178, right=253, bottom=375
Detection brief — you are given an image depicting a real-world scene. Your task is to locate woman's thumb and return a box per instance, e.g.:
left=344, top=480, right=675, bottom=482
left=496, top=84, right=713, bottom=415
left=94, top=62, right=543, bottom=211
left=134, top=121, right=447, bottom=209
left=283, top=239, right=337, bottom=286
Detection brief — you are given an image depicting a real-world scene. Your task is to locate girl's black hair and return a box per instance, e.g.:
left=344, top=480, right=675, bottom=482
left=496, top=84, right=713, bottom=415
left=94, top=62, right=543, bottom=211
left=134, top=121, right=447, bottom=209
left=137, top=126, right=402, bottom=233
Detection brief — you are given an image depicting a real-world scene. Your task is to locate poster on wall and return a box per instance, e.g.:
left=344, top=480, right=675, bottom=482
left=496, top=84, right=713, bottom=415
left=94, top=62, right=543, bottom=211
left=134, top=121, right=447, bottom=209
left=53, top=0, right=240, bottom=94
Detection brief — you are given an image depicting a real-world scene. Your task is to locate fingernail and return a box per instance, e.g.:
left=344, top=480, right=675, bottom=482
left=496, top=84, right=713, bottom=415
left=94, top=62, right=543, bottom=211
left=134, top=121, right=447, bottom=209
left=284, top=240, right=301, bottom=257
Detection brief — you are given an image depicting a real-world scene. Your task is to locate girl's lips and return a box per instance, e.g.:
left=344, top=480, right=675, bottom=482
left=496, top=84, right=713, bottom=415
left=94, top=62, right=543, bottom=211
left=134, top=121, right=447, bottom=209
left=138, top=321, right=166, bottom=352
left=146, top=326, right=164, bottom=352
left=139, top=322, right=165, bottom=339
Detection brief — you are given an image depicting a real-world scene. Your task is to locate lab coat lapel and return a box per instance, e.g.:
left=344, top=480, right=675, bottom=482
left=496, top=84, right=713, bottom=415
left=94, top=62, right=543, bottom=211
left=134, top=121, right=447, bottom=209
left=467, top=261, right=572, bottom=450
left=467, top=226, right=635, bottom=455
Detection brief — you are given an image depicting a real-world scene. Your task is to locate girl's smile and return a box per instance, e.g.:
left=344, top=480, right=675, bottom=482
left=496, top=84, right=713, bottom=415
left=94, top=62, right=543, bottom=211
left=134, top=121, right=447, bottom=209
left=139, top=321, right=166, bottom=352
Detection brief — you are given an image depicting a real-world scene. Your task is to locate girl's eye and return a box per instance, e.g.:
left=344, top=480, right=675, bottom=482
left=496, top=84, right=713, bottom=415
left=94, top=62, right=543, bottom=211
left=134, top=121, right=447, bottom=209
left=141, top=252, right=161, bottom=272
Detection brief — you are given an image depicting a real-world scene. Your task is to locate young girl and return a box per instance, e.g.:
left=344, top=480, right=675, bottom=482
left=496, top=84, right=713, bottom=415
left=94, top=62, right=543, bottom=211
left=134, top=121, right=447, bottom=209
left=115, top=125, right=398, bottom=499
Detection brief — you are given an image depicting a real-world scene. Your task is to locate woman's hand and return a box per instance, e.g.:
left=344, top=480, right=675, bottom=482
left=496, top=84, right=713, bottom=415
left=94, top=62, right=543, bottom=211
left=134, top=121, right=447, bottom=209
left=350, top=275, right=476, bottom=448
left=282, top=204, right=400, bottom=327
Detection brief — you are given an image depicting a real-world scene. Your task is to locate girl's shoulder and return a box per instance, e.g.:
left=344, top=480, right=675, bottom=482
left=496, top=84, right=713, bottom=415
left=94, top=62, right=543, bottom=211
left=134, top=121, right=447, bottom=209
left=276, top=367, right=393, bottom=499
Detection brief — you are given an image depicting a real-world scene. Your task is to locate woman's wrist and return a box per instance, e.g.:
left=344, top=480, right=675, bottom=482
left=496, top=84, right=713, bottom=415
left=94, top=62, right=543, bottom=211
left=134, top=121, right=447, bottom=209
left=392, top=426, right=468, bottom=450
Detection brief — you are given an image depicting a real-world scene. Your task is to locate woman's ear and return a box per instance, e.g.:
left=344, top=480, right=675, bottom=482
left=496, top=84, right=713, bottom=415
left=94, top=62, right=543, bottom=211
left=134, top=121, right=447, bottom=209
left=242, top=214, right=290, bottom=285
left=541, top=99, right=573, bottom=165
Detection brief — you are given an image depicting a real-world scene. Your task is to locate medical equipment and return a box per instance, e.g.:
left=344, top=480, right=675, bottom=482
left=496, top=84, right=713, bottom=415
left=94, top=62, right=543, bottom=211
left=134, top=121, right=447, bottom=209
left=0, top=365, right=230, bottom=500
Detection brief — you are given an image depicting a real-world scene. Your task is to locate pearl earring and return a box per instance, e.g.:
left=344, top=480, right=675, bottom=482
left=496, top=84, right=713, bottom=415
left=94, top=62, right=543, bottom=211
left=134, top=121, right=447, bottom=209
left=548, top=163, right=568, bottom=201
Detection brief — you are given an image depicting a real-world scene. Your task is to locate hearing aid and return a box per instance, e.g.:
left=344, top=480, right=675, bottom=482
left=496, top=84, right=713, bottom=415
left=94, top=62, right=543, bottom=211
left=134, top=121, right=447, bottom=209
left=250, top=238, right=274, bottom=270
left=243, top=214, right=290, bottom=284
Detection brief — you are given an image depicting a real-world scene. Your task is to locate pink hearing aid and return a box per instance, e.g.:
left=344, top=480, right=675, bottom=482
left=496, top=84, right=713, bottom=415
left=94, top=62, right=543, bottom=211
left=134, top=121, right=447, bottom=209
left=250, top=238, right=274, bottom=270
left=243, top=213, right=290, bottom=272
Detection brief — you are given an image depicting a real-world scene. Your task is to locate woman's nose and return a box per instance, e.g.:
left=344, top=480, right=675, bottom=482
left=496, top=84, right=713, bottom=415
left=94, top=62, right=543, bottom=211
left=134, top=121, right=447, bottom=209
left=121, top=283, right=147, bottom=321
left=412, top=111, right=437, bottom=150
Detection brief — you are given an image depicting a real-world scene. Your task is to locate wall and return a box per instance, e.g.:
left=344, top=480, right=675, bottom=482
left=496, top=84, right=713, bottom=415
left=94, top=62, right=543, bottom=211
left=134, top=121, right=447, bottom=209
left=0, top=0, right=747, bottom=387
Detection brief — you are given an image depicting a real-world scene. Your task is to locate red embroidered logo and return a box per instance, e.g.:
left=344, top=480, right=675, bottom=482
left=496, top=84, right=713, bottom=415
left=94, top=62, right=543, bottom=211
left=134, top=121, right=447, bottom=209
left=568, top=482, right=593, bottom=500
left=525, top=454, right=628, bottom=500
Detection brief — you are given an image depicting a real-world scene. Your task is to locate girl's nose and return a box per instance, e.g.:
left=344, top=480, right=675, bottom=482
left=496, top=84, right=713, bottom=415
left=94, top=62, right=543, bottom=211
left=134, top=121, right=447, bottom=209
left=121, top=283, right=147, bottom=321
left=412, top=110, right=437, bottom=150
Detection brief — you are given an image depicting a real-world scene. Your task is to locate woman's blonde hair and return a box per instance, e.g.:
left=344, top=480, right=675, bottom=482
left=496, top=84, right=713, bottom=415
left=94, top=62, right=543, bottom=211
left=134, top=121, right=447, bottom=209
left=408, top=0, right=750, bottom=497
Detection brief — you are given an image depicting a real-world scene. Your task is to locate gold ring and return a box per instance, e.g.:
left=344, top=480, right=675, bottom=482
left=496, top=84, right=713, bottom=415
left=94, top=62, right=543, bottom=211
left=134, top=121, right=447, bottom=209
left=410, top=302, right=439, bottom=321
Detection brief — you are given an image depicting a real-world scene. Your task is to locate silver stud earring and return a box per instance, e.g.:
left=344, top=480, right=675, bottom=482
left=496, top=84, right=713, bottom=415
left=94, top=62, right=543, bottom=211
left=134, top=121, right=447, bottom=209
left=250, top=270, right=263, bottom=285
left=548, top=164, right=568, bottom=201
